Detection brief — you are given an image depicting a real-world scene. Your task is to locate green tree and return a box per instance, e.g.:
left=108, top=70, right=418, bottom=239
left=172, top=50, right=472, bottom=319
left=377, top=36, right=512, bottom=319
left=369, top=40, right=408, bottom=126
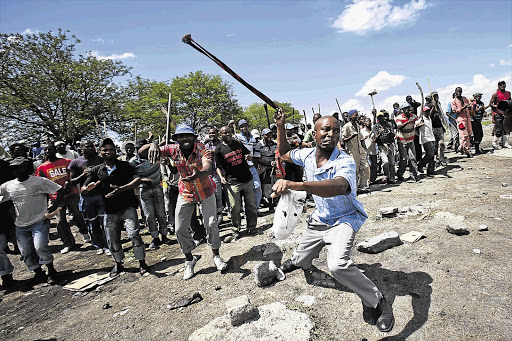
left=169, top=71, right=241, bottom=136
left=0, top=29, right=130, bottom=145
left=241, top=101, right=303, bottom=131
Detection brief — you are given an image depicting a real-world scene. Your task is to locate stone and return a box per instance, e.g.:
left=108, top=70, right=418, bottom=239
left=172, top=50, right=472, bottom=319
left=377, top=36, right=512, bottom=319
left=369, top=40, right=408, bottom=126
left=473, top=249, right=481, bottom=254
left=502, top=183, right=508, bottom=187
left=446, top=222, right=469, bottom=235
left=356, top=231, right=402, bottom=254
left=484, top=176, right=492, bottom=179
left=379, top=207, right=399, bottom=217
left=262, top=243, right=282, bottom=261
left=478, top=225, right=488, bottom=231
left=189, top=302, right=313, bottom=341
left=225, top=295, right=258, bottom=326
left=499, top=195, right=512, bottom=199
left=253, top=260, right=284, bottom=287
left=296, top=294, right=316, bottom=307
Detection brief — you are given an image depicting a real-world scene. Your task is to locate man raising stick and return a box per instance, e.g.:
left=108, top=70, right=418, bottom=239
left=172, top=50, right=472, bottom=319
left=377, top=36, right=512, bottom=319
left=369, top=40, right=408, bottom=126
left=273, top=109, right=394, bottom=332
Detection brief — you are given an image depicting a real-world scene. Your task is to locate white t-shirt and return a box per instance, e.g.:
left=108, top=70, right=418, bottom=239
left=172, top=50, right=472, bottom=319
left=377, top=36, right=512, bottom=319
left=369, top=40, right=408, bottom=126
left=0, top=176, right=61, bottom=227
left=419, top=116, right=435, bottom=144
left=57, top=149, right=79, bottom=160
left=361, top=129, right=377, bottom=156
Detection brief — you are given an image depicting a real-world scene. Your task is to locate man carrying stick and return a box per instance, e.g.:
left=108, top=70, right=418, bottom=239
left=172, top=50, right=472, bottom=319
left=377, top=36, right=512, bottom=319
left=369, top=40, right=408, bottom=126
left=273, top=109, right=395, bottom=332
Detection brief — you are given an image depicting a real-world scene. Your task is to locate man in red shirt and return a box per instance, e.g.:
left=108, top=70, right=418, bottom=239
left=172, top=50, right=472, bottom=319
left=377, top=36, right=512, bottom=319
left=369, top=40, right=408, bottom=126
left=36, top=143, right=90, bottom=254
left=489, top=81, right=511, bottom=149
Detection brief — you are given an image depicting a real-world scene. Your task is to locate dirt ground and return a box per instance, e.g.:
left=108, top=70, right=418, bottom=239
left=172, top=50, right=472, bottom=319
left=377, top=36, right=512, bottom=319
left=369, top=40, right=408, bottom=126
left=1, top=129, right=511, bottom=341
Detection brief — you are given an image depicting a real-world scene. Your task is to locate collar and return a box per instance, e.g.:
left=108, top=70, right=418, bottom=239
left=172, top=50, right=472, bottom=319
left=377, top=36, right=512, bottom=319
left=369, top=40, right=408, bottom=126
left=312, top=148, right=341, bottom=175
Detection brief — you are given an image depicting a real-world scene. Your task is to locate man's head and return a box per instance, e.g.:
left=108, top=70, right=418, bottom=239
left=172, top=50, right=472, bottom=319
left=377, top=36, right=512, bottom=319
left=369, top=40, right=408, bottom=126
left=270, top=123, right=277, bottom=133
left=81, top=140, right=96, bottom=157
left=208, top=128, right=219, bottom=142
left=406, top=95, right=413, bottom=104
left=123, top=142, right=135, bottom=156
left=55, top=141, right=66, bottom=154
left=401, top=102, right=413, bottom=116
left=393, top=103, right=399, bottom=110
left=219, top=126, right=233, bottom=144
left=332, top=112, right=339, bottom=120
left=498, top=81, right=506, bottom=91
left=364, top=117, right=372, bottom=128
left=9, top=143, right=29, bottom=158
left=342, top=112, right=349, bottom=122
left=262, top=128, right=273, bottom=144
left=100, top=138, right=116, bottom=160
left=455, top=87, right=463, bottom=97
left=312, top=117, right=340, bottom=153
left=376, top=111, right=385, bottom=124
left=9, top=157, right=33, bottom=179
left=425, top=94, right=432, bottom=103
left=423, top=104, right=433, bottom=117
left=312, top=113, right=322, bottom=124
left=285, top=123, right=294, bottom=137
left=238, top=119, right=249, bottom=134
left=473, top=92, right=483, bottom=101
left=432, top=91, right=439, bottom=101
left=171, top=124, right=197, bottom=151
left=348, top=109, right=359, bottom=122
left=44, top=143, right=57, bottom=159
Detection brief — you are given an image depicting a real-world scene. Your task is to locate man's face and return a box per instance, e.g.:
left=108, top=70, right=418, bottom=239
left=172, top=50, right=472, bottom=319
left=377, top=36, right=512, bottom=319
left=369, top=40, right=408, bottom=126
left=342, top=112, right=349, bottom=121
left=240, top=123, right=249, bottom=134
left=455, top=87, right=462, bottom=97
left=313, top=117, right=340, bottom=152
left=264, top=132, right=273, bottom=144
left=45, top=145, right=57, bottom=158
left=377, top=115, right=385, bottom=124
left=406, top=96, right=413, bottom=104
left=175, top=134, right=195, bottom=150
left=364, top=118, right=372, bottom=128
left=350, top=112, right=359, bottom=122
left=82, top=141, right=96, bottom=156
left=56, top=144, right=66, bottom=154
left=12, top=145, right=27, bottom=158
left=125, top=143, right=135, bottom=155
left=285, top=128, right=293, bottom=137
left=403, top=107, right=413, bottom=116
left=220, top=127, right=233, bottom=143
left=208, top=129, right=218, bottom=141
left=100, top=144, right=117, bottom=160
left=498, top=82, right=506, bottom=91
left=433, top=94, right=439, bottom=101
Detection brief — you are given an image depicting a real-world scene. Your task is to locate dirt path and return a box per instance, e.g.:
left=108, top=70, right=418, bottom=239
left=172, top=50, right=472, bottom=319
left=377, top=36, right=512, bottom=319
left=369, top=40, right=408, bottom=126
left=1, top=133, right=511, bottom=341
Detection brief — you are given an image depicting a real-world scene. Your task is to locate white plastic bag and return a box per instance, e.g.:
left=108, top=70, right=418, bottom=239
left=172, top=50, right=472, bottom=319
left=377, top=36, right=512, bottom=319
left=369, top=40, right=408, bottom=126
left=272, top=190, right=307, bottom=240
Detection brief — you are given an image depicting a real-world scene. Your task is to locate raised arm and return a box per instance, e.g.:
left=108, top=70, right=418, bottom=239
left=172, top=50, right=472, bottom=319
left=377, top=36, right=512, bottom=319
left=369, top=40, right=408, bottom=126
left=274, top=108, right=293, bottom=163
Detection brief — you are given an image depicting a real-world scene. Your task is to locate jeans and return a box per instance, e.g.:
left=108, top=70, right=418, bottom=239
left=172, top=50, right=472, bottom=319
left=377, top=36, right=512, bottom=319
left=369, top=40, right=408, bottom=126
left=378, top=143, right=395, bottom=181
left=175, top=194, right=221, bottom=254
left=16, top=219, right=53, bottom=271
left=0, top=232, right=14, bottom=276
left=55, top=194, right=89, bottom=247
left=249, top=166, right=262, bottom=208
left=227, top=181, right=258, bottom=232
left=418, top=141, right=435, bottom=176
left=80, top=193, right=107, bottom=249
left=368, top=154, right=378, bottom=183
left=164, top=186, right=179, bottom=229
left=140, top=185, right=168, bottom=239
left=433, top=127, right=446, bottom=162
left=104, top=207, right=145, bottom=263
left=397, top=141, right=418, bottom=179
left=212, top=173, right=224, bottom=214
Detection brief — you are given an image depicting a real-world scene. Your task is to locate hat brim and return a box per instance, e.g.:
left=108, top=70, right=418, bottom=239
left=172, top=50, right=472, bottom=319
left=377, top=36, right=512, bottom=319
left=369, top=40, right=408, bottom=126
left=171, top=132, right=197, bottom=140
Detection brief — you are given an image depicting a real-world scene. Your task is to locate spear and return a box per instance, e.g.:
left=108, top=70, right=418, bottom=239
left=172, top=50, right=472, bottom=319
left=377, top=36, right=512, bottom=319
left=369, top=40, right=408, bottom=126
left=311, top=107, right=315, bottom=115
left=303, top=109, right=307, bottom=126
left=427, top=77, right=441, bottom=114
left=93, top=116, right=103, bottom=139
left=336, top=98, right=342, bottom=114
left=264, top=103, right=270, bottom=129
left=318, top=103, right=321, bottom=115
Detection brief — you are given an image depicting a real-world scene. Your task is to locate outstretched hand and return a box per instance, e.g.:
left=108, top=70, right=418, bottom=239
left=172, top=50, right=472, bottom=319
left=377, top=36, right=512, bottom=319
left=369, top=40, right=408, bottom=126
left=271, top=179, right=292, bottom=198
left=84, top=180, right=100, bottom=192
left=181, top=165, right=201, bottom=182
left=148, top=143, right=161, bottom=164
left=105, top=184, right=121, bottom=198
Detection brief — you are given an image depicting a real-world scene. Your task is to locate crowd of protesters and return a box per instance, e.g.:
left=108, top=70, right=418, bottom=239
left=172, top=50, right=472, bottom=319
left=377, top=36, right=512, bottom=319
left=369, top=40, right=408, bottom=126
left=0, top=81, right=510, bottom=332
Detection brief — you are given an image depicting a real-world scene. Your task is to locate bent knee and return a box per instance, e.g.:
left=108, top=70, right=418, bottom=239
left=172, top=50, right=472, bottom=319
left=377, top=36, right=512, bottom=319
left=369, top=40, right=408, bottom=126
left=328, top=258, right=353, bottom=273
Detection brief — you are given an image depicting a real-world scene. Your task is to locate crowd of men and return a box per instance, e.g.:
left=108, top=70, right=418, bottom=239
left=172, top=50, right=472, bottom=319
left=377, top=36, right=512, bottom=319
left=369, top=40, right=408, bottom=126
left=0, top=81, right=510, bottom=333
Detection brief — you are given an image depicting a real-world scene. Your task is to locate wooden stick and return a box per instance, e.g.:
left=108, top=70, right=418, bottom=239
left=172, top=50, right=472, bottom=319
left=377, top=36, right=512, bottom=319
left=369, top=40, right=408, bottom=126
left=166, top=92, right=171, bottom=149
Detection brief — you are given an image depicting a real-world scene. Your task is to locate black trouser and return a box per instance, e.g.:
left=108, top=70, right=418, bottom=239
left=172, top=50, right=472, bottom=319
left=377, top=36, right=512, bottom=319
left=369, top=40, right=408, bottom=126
left=471, top=120, right=483, bottom=144
left=494, top=114, right=505, bottom=137
left=418, top=141, right=435, bottom=176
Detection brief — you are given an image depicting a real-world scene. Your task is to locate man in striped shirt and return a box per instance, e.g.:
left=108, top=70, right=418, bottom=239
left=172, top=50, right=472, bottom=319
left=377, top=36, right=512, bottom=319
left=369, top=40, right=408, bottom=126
left=395, top=102, right=420, bottom=182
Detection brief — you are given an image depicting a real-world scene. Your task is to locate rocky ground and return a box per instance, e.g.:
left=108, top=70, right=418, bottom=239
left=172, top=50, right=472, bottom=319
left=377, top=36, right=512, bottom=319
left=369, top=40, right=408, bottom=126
left=1, top=129, right=511, bottom=341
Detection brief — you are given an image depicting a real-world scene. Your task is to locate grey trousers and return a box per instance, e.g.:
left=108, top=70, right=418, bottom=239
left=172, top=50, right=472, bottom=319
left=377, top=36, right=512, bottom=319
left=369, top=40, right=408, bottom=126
left=175, top=194, right=221, bottom=254
left=291, top=218, right=382, bottom=308
left=104, top=207, right=145, bottom=263
left=397, top=141, right=418, bottom=179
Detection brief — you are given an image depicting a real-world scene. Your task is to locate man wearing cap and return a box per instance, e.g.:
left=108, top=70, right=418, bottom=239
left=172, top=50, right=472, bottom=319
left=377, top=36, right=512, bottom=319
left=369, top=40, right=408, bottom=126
left=55, top=141, right=79, bottom=160
left=254, top=128, right=278, bottom=212
left=215, top=126, right=258, bottom=238
left=235, top=119, right=263, bottom=209
left=372, top=111, right=396, bottom=184
left=36, top=143, right=90, bottom=254
left=82, top=138, right=150, bottom=277
left=0, top=157, right=63, bottom=285
left=426, top=93, right=448, bottom=165
left=143, top=125, right=227, bottom=280
left=273, top=110, right=395, bottom=333
left=395, top=103, right=420, bottom=182
left=342, top=110, right=370, bottom=193
left=489, top=81, right=511, bottom=149
left=470, top=93, right=486, bottom=154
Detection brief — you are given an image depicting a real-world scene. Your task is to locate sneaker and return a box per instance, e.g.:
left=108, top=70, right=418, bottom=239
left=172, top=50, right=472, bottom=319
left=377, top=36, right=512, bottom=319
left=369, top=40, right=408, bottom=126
left=60, top=246, right=71, bottom=254
left=505, top=143, right=512, bottom=149
left=104, top=248, right=112, bottom=256
left=96, top=248, right=104, bottom=255
left=183, top=256, right=198, bottom=280
left=149, top=238, right=161, bottom=249
left=139, top=262, right=150, bottom=276
left=82, top=233, right=92, bottom=243
left=280, top=259, right=299, bottom=274
left=213, top=255, right=228, bottom=271
left=110, top=263, right=124, bottom=278
left=418, top=167, right=424, bottom=174
left=440, top=159, right=448, bottom=166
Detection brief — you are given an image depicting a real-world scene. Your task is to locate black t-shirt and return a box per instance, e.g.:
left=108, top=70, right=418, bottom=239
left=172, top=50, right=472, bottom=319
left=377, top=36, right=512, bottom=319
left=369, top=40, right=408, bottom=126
left=215, top=140, right=253, bottom=184
left=84, top=160, right=139, bottom=213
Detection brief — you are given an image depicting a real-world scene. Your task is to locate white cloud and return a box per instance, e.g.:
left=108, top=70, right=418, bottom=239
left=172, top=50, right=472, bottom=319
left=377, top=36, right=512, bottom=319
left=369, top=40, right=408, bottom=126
left=93, top=38, right=105, bottom=43
left=90, top=51, right=135, bottom=60
left=355, top=71, right=406, bottom=96
left=331, top=0, right=429, bottom=35
left=21, top=28, right=39, bottom=35
left=225, top=33, right=235, bottom=37
left=379, top=95, right=405, bottom=110
left=490, top=63, right=495, bottom=67
left=339, top=98, right=365, bottom=111
left=499, top=59, right=512, bottom=66
left=508, top=43, right=512, bottom=48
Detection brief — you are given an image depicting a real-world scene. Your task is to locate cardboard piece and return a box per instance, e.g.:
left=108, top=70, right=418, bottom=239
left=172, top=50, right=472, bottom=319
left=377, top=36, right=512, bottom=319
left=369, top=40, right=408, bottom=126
left=400, top=231, right=425, bottom=243
left=63, top=273, right=114, bottom=292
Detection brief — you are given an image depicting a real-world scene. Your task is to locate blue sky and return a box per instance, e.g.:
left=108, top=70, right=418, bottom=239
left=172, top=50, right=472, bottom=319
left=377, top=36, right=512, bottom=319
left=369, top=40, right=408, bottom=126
left=2, top=0, right=511, bottom=121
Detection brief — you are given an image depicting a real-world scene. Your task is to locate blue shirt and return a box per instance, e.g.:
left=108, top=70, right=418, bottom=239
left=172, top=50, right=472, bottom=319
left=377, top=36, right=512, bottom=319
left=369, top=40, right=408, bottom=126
left=446, top=102, right=456, bottom=125
left=289, top=147, right=368, bottom=231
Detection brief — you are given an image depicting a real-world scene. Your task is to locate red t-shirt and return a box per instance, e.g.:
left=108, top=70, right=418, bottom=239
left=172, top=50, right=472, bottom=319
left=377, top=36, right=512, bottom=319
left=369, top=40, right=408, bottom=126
left=36, top=158, right=78, bottom=200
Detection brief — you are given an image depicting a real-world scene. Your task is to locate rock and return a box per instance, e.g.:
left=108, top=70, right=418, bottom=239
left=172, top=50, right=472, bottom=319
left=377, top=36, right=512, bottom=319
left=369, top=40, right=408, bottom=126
left=484, top=176, right=492, bottom=179
left=446, top=222, right=469, bottom=235
left=214, top=286, right=222, bottom=291
left=478, top=224, right=488, bottom=231
left=467, top=166, right=473, bottom=170
left=253, top=261, right=285, bottom=287
left=502, top=183, right=508, bottom=187
left=434, top=212, right=465, bottom=223
left=473, top=249, right=481, bottom=254
left=168, top=292, right=203, bottom=310
left=189, top=302, right=313, bottom=341
left=225, top=295, right=258, bottom=326
left=356, top=231, right=402, bottom=254
left=296, top=295, right=316, bottom=307
left=102, top=302, right=111, bottom=309
left=379, top=207, right=399, bottom=217
left=262, top=243, right=282, bottom=261
left=499, top=195, right=512, bottom=199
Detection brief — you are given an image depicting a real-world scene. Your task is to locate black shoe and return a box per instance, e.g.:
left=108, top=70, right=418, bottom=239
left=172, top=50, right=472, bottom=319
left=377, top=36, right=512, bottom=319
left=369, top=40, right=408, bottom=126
left=110, top=263, right=124, bottom=277
left=466, top=152, right=473, bottom=158
left=161, top=235, right=172, bottom=245
left=1, top=274, right=15, bottom=289
left=139, top=262, right=150, bottom=276
left=375, top=297, right=395, bottom=332
left=396, top=176, right=405, bottom=182
left=169, top=225, right=176, bottom=235
left=47, top=270, right=58, bottom=285
left=362, top=302, right=378, bottom=325
left=33, top=268, right=47, bottom=284
left=418, top=166, right=424, bottom=174
left=280, top=259, right=300, bottom=274
left=149, top=238, right=161, bottom=249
